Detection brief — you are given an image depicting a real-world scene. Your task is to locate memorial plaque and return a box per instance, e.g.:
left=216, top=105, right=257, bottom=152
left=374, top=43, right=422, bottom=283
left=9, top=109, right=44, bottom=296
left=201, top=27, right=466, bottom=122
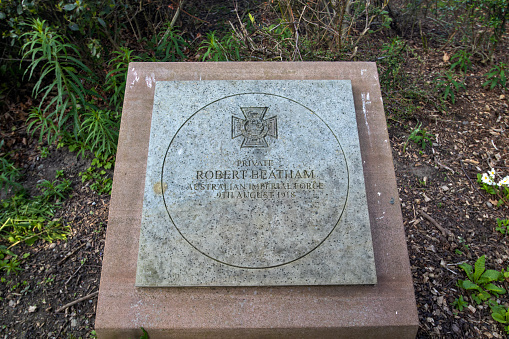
left=136, top=80, right=376, bottom=286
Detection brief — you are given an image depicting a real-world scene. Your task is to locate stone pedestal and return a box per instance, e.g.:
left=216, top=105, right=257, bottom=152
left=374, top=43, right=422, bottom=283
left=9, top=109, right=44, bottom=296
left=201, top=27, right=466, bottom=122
left=95, top=62, right=419, bottom=338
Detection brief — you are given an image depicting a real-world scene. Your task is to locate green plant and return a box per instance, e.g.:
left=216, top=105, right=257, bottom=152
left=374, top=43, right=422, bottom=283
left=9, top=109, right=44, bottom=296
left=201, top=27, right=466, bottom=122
left=477, top=168, right=509, bottom=206
left=496, top=218, right=509, bottom=234
left=105, top=47, right=141, bottom=113
left=39, top=146, right=49, bottom=159
left=379, top=37, right=407, bottom=90
left=403, top=122, right=434, bottom=152
left=436, top=71, right=466, bottom=104
left=26, top=107, right=58, bottom=144
left=450, top=49, right=472, bottom=73
left=0, top=189, right=71, bottom=252
left=37, top=178, right=72, bottom=202
left=199, top=31, right=228, bottom=61
left=22, top=18, right=98, bottom=144
left=483, top=63, right=507, bottom=90
left=80, top=109, right=119, bottom=159
left=0, top=140, right=23, bottom=194
left=457, top=255, right=506, bottom=304
left=0, top=246, right=22, bottom=275
left=489, top=301, right=509, bottom=333
left=55, top=170, right=64, bottom=178
left=452, top=295, right=468, bottom=311
left=79, top=156, right=114, bottom=195
left=142, top=25, right=188, bottom=62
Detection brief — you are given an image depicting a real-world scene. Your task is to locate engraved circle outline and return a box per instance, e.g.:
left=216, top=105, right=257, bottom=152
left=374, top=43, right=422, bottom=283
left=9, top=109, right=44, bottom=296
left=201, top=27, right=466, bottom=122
left=161, top=93, right=350, bottom=269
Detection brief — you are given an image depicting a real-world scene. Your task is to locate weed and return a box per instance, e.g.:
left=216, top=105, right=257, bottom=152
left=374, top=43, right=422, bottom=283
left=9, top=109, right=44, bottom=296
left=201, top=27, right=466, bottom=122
left=436, top=71, right=466, bottom=104
left=79, top=156, right=114, bottom=195
left=39, top=146, right=49, bottom=159
left=37, top=178, right=71, bottom=202
left=0, top=140, right=23, bottom=194
left=489, top=301, right=509, bottom=333
left=55, top=170, right=64, bottom=178
left=496, top=218, right=509, bottom=235
left=379, top=37, right=407, bottom=90
left=483, top=63, right=507, bottom=90
left=142, top=25, right=188, bottom=62
left=200, top=31, right=228, bottom=61
left=457, top=255, right=506, bottom=304
left=452, top=295, right=468, bottom=311
left=26, top=107, right=58, bottom=144
left=450, top=49, right=472, bottom=73
left=105, top=47, right=141, bottom=113
left=22, top=19, right=98, bottom=143
left=0, top=246, right=22, bottom=275
left=80, top=109, right=119, bottom=159
left=403, top=122, right=434, bottom=152
left=0, top=186, right=71, bottom=253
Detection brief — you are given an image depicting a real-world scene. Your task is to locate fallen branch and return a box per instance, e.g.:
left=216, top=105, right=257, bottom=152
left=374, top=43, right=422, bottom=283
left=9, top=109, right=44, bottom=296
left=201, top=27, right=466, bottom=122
left=55, top=291, right=99, bottom=313
left=419, top=210, right=453, bottom=237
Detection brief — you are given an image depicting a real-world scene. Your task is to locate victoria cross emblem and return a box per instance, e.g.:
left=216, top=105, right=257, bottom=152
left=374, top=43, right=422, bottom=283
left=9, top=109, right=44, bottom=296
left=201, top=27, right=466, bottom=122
left=232, top=107, right=277, bottom=148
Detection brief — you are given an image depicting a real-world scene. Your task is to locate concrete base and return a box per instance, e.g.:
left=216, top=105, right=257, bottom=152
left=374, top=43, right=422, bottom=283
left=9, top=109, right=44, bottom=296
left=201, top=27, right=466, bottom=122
left=95, top=62, right=419, bottom=338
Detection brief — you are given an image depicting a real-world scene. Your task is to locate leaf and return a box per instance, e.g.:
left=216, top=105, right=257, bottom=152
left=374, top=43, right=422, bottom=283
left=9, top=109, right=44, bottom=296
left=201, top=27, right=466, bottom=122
left=474, top=255, right=486, bottom=282
left=97, top=17, right=106, bottom=28
left=458, top=279, right=479, bottom=290
left=63, top=4, right=77, bottom=11
left=484, top=283, right=506, bottom=295
left=69, top=23, right=79, bottom=31
left=493, top=312, right=508, bottom=324
left=443, top=52, right=450, bottom=62
left=480, top=269, right=502, bottom=283
left=478, top=290, right=491, bottom=301
left=459, top=262, right=474, bottom=280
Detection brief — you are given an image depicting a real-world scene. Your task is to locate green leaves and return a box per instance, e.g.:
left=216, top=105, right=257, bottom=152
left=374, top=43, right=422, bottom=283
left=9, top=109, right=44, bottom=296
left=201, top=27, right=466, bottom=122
left=105, top=47, right=141, bottom=113
left=80, top=109, right=119, bottom=159
left=483, top=63, right=507, bottom=90
left=449, top=49, right=472, bottom=73
left=457, top=255, right=507, bottom=307
left=21, top=18, right=98, bottom=144
left=0, top=140, right=23, bottom=194
left=436, top=71, right=465, bottom=104
left=403, top=122, right=434, bottom=152
left=474, top=255, right=486, bottom=282
left=496, top=218, right=509, bottom=234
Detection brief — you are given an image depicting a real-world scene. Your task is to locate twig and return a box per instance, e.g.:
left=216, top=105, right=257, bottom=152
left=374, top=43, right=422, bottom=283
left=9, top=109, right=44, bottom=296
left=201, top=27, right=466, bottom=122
left=54, top=291, right=99, bottom=313
left=158, top=0, right=186, bottom=46
left=435, top=157, right=455, bottom=174
left=58, top=243, right=86, bottom=266
left=65, top=261, right=85, bottom=285
left=460, top=160, right=486, bottom=199
left=419, top=210, right=453, bottom=237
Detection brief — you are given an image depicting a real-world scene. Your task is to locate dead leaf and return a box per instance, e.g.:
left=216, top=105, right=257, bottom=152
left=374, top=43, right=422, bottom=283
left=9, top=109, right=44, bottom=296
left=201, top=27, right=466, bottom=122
left=443, top=52, right=450, bottom=62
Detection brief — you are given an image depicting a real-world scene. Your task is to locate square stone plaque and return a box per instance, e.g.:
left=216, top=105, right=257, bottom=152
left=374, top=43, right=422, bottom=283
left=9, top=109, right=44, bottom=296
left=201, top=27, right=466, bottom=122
left=135, top=80, right=376, bottom=286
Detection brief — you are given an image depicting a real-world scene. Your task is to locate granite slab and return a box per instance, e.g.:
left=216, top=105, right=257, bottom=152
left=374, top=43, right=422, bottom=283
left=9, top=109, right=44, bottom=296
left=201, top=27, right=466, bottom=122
left=136, top=80, right=376, bottom=286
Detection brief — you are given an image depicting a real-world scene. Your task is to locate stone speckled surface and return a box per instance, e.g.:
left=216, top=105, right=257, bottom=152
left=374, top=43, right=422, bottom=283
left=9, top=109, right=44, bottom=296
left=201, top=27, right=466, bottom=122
left=95, top=62, right=419, bottom=339
left=136, top=80, right=376, bottom=286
